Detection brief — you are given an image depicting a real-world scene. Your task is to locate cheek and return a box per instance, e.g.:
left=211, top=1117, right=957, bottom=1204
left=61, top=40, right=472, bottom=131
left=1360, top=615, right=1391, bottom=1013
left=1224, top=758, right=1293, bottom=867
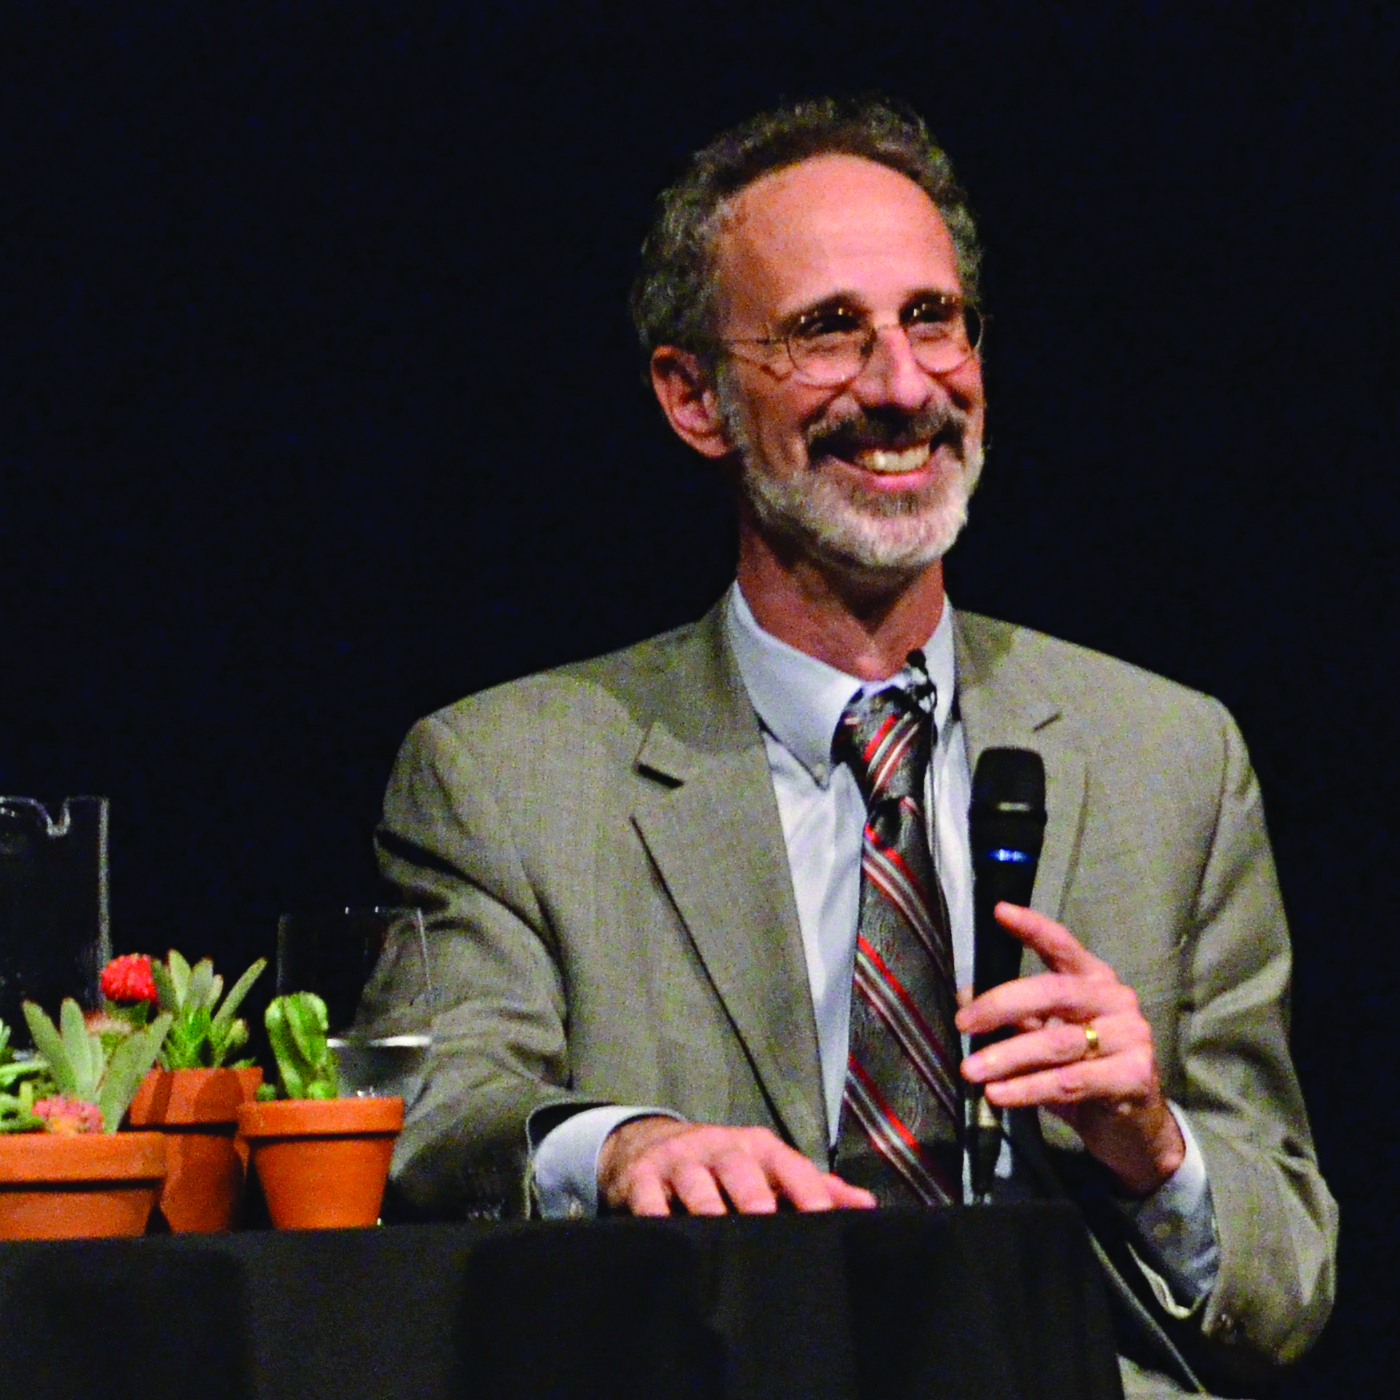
left=750, top=392, right=818, bottom=455
left=954, top=360, right=987, bottom=415
left=729, top=367, right=841, bottom=463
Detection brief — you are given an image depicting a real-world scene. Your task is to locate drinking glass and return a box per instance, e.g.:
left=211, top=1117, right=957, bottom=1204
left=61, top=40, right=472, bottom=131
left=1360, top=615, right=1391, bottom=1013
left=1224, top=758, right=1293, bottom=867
left=275, top=906, right=434, bottom=1102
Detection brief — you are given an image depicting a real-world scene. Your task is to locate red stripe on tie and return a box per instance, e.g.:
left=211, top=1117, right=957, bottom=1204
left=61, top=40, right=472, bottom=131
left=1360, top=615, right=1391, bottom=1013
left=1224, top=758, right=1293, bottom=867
left=855, top=936, right=952, bottom=1060
left=847, top=1056, right=920, bottom=1152
left=845, top=1061, right=958, bottom=1204
left=862, top=846, right=947, bottom=972
left=862, top=711, right=900, bottom=768
left=854, top=939, right=960, bottom=1114
left=870, top=842, right=930, bottom=911
left=869, top=715, right=917, bottom=794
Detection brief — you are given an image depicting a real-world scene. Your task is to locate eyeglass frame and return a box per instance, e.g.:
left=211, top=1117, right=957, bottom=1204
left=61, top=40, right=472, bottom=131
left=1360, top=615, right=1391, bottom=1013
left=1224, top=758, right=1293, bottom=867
left=716, top=292, right=985, bottom=388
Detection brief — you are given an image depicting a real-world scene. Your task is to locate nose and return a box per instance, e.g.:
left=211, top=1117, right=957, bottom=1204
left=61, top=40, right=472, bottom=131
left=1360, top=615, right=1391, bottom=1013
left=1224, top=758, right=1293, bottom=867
left=850, top=324, right=936, bottom=411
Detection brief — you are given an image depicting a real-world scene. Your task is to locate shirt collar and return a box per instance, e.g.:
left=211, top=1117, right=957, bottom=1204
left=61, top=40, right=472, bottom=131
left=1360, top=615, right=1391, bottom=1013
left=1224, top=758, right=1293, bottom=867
left=725, top=583, right=957, bottom=789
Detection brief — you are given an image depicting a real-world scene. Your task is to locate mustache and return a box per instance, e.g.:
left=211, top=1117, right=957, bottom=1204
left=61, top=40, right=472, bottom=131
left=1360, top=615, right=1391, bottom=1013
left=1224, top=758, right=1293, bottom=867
left=805, top=403, right=970, bottom=460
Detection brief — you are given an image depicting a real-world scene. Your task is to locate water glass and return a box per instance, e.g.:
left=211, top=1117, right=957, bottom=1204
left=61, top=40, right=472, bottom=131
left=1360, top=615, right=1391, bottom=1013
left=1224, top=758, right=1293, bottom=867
left=275, top=906, right=434, bottom=1103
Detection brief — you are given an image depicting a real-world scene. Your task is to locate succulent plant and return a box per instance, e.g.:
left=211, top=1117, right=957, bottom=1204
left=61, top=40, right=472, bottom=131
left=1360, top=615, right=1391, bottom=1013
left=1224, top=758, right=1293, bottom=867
left=33, top=1096, right=104, bottom=1134
left=151, top=950, right=267, bottom=1070
left=0, top=1019, right=53, bottom=1133
left=22, top=999, right=172, bottom=1132
left=260, top=992, right=340, bottom=1100
left=0, top=1070, right=46, bottom=1132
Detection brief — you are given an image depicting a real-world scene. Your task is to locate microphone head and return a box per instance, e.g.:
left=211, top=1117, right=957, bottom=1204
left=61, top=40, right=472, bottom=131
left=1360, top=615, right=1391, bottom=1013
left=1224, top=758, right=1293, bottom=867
left=971, top=747, right=1046, bottom=816
left=970, top=748, right=1047, bottom=997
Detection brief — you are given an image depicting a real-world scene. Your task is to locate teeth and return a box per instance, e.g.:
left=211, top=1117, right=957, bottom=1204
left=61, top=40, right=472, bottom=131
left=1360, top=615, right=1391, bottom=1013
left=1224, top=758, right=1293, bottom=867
left=852, top=444, right=932, bottom=474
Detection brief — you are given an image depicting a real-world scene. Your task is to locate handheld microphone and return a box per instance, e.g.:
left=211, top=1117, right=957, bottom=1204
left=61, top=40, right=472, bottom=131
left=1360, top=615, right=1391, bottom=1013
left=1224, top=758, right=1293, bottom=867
left=967, top=747, right=1047, bottom=1200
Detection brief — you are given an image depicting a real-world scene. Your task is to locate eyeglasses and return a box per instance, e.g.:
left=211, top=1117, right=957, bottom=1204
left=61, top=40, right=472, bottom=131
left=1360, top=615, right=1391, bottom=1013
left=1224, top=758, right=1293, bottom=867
left=721, top=293, right=984, bottom=388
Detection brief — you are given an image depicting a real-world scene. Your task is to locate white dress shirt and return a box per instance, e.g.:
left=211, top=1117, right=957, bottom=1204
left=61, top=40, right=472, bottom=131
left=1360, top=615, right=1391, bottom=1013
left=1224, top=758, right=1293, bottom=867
left=533, top=586, right=1218, bottom=1302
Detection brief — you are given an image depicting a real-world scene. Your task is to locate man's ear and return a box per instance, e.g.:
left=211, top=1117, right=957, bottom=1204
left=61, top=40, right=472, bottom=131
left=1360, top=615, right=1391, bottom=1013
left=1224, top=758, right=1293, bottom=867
left=649, top=346, right=732, bottom=460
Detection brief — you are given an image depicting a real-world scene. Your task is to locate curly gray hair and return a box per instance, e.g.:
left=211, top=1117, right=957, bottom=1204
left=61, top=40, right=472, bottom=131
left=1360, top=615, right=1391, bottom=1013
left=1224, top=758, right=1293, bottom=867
left=630, top=96, right=982, bottom=369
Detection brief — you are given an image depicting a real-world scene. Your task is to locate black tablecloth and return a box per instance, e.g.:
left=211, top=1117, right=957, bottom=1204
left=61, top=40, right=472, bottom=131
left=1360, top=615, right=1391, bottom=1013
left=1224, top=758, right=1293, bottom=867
left=0, top=1203, right=1123, bottom=1400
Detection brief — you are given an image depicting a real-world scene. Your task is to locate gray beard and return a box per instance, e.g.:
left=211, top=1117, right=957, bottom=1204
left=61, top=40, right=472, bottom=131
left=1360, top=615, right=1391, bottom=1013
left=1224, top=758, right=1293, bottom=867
left=740, top=449, right=981, bottom=576
left=718, top=371, right=983, bottom=578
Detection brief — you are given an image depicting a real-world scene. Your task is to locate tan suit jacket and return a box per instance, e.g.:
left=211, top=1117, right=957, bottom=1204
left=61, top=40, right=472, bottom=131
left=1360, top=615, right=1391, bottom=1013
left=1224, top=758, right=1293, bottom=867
left=373, top=602, right=1336, bottom=1395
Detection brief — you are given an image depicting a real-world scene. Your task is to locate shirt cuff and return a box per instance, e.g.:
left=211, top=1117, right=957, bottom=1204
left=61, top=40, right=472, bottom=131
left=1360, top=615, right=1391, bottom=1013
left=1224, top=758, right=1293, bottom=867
left=531, top=1105, right=684, bottom=1219
left=1119, top=1102, right=1220, bottom=1307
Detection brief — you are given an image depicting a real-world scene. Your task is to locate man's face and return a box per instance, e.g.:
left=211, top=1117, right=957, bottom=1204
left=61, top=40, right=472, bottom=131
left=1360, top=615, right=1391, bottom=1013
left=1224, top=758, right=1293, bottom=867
left=711, top=154, right=985, bottom=578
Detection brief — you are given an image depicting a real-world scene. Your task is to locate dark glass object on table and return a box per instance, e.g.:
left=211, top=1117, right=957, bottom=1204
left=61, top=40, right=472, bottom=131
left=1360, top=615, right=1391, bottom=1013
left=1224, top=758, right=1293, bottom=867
left=275, top=906, right=434, bottom=1102
left=0, top=796, right=111, bottom=1047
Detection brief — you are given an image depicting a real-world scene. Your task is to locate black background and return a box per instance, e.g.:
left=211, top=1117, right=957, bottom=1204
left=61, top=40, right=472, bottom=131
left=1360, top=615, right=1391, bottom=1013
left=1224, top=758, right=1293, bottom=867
left=3, top=3, right=1396, bottom=1392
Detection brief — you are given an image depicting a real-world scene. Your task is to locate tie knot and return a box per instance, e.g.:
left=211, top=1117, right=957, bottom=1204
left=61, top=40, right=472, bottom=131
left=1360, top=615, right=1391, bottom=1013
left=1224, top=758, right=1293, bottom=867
left=834, top=685, right=932, bottom=807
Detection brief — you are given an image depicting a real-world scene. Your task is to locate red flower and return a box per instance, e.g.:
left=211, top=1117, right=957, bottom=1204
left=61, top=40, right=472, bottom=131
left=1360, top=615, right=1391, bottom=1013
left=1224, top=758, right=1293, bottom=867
left=100, top=953, right=158, bottom=1004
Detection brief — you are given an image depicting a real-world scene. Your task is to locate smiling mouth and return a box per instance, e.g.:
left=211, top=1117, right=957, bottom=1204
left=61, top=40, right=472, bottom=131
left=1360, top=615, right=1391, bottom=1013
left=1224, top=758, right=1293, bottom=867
left=809, top=406, right=967, bottom=477
left=847, top=444, right=933, bottom=474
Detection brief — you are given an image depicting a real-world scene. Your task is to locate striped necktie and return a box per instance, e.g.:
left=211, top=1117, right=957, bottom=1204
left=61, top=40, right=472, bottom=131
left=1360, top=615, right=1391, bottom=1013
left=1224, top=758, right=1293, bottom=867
left=832, top=675, right=962, bottom=1206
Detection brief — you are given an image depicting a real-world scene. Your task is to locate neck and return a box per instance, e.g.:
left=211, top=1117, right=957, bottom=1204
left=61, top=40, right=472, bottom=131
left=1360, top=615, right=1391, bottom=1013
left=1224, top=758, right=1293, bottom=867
left=736, top=522, right=946, bottom=681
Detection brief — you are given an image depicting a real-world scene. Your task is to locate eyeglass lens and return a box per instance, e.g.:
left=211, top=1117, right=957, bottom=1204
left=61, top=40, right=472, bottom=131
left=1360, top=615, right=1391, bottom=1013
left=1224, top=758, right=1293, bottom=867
left=790, top=306, right=981, bottom=386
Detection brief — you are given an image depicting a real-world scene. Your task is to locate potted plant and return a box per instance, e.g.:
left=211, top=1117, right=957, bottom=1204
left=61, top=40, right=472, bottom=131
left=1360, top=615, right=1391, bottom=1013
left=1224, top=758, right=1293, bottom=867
left=236, top=992, right=403, bottom=1229
left=0, top=1003, right=171, bottom=1239
left=120, top=950, right=268, bottom=1232
left=0, top=1020, right=50, bottom=1134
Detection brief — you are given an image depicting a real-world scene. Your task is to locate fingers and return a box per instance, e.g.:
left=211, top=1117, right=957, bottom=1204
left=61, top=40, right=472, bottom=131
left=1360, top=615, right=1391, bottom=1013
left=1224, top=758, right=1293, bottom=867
left=964, top=1019, right=1157, bottom=1108
left=950, top=910, right=1184, bottom=1195
left=964, top=1015, right=1112, bottom=1083
left=823, top=1173, right=884, bottom=1210
left=599, top=1119, right=878, bottom=1217
left=955, top=904, right=1126, bottom=1042
left=599, top=1117, right=704, bottom=1216
left=958, top=953, right=1152, bottom=1101
left=957, top=970, right=1137, bottom=1039
left=624, top=1159, right=683, bottom=1217
left=992, top=902, right=1109, bottom=976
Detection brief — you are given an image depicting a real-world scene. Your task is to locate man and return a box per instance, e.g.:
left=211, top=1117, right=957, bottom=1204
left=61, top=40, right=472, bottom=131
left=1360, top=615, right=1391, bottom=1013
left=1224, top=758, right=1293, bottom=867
left=371, top=99, right=1336, bottom=1396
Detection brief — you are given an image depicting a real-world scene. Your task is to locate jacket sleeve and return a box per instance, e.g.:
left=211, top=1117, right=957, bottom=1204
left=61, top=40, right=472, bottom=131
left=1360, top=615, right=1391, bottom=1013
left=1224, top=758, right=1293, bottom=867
left=1041, top=689, right=1338, bottom=1395
left=366, top=712, right=608, bottom=1219
left=1173, top=700, right=1338, bottom=1382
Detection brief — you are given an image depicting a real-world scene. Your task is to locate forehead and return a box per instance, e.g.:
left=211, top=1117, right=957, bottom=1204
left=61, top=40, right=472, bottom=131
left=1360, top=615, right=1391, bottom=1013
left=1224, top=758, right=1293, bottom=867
left=713, top=153, right=961, bottom=328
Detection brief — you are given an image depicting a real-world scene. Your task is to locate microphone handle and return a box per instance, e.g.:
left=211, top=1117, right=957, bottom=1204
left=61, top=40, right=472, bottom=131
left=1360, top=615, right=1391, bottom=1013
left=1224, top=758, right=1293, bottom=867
left=967, top=789, right=1045, bottom=1200
left=969, top=855, right=1038, bottom=1055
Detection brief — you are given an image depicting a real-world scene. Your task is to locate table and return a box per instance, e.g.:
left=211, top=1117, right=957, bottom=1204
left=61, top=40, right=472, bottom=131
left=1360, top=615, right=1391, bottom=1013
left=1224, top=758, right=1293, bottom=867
left=0, top=1204, right=1122, bottom=1400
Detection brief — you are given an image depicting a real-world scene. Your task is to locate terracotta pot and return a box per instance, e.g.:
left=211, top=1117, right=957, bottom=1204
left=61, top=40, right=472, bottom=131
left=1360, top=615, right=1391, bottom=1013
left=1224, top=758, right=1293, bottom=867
left=0, top=1131, right=167, bottom=1240
left=127, top=1066, right=263, bottom=1232
left=236, top=1096, right=403, bottom=1230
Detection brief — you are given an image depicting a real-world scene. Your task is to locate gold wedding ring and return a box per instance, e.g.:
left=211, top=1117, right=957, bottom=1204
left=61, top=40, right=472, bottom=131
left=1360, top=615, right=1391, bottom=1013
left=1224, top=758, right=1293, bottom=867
left=1082, top=1023, right=1101, bottom=1058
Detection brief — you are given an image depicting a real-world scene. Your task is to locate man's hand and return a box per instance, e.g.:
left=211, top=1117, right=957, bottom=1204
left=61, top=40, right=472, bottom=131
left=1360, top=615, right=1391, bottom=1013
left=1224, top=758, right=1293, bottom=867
left=597, top=1117, right=878, bottom=1216
left=956, top=902, right=1186, bottom=1197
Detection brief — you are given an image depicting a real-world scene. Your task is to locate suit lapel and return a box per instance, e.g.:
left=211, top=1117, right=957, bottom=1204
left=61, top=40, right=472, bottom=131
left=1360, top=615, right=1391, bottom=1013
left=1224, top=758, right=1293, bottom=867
left=954, top=611, right=1087, bottom=937
left=619, top=606, right=1091, bottom=1164
left=628, top=608, right=829, bottom=1163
